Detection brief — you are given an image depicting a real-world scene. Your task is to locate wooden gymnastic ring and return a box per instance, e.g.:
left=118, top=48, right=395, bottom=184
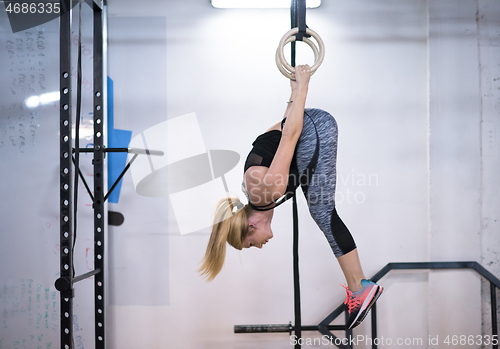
left=275, top=36, right=319, bottom=80
left=276, top=27, right=325, bottom=80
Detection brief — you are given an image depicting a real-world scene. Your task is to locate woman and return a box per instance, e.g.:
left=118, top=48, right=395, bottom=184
left=199, top=65, right=382, bottom=330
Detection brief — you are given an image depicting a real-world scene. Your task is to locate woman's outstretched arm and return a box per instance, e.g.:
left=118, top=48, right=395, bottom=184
left=259, top=65, right=311, bottom=201
left=280, top=66, right=310, bottom=141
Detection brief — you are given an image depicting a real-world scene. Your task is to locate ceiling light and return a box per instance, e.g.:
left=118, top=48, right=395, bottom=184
left=211, top=0, right=321, bottom=9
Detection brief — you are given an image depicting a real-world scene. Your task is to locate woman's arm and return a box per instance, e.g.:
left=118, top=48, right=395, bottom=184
left=265, top=67, right=310, bottom=132
left=282, top=70, right=307, bottom=120
left=281, top=70, right=309, bottom=140
left=254, top=65, right=311, bottom=202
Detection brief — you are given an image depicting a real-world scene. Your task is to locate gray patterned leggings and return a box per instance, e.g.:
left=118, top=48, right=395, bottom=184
left=293, top=108, right=356, bottom=257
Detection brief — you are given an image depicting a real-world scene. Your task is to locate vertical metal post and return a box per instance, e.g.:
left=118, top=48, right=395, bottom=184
left=59, top=0, right=74, bottom=348
left=344, top=307, right=353, bottom=349
left=292, top=194, right=301, bottom=348
left=371, top=303, right=377, bottom=349
left=93, top=3, right=105, bottom=348
left=492, top=282, right=498, bottom=349
left=290, top=0, right=307, bottom=69
left=290, top=1, right=306, bottom=347
left=291, top=1, right=298, bottom=346
left=290, top=0, right=297, bottom=67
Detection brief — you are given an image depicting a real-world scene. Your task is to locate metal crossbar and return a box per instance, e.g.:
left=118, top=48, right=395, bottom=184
left=317, top=262, right=500, bottom=349
left=235, top=261, right=499, bottom=349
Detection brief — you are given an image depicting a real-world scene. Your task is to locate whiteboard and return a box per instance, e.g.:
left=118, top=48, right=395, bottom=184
left=0, top=4, right=98, bottom=349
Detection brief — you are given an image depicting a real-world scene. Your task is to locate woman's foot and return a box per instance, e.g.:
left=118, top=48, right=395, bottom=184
left=342, top=279, right=383, bottom=329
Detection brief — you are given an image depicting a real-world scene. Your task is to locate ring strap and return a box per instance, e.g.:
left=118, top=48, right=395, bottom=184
left=291, top=0, right=308, bottom=42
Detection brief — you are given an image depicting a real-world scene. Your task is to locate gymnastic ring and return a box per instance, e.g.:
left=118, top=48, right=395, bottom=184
left=275, top=36, right=319, bottom=80
left=276, top=27, right=325, bottom=80
left=277, top=27, right=324, bottom=78
left=275, top=36, right=318, bottom=80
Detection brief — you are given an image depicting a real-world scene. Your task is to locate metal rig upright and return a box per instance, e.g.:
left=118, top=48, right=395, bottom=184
left=58, top=1, right=105, bottom=348
left=59, top=1, right=74, bottom=347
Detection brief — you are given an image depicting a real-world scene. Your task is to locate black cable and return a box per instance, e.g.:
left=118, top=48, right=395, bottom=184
left=72, top=0, right=83, bottom=277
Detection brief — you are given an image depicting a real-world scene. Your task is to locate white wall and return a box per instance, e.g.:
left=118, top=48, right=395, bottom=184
left=105, top=1, right=499, bottom=348
left=479, top=0, right=500, bottom=339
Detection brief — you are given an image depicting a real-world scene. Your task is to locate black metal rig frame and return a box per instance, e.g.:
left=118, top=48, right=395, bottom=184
left=56, top=2, right=163, bottom=347
left=235, top=262, right=500, bottom=349
left=56, top=1, right=164, bottom=347
left=57, top=1, right=105, bottom=348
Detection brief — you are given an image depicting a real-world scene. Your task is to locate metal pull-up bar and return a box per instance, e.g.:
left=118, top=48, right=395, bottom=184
left=71, top=146, right=163, bottom=204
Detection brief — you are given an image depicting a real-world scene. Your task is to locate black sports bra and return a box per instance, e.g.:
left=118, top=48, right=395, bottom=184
left=242, top=112, right=320, bottom=211
left=243, top=127, right=299, bottom=210
left=243, top=130, right=282, bottom=172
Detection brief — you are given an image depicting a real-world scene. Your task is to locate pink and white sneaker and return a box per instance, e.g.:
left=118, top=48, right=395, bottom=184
left=342, top=279, right=383, bottom=330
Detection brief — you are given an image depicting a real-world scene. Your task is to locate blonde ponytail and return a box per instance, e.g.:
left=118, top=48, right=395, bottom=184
left=198, top=197, right=251, bottom=281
